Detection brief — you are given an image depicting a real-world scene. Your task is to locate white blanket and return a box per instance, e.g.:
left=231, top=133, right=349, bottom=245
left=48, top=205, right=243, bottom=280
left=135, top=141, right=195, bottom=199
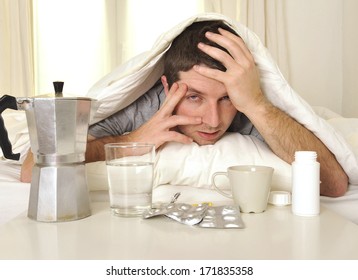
left=86, top=13, right=358, bottom=185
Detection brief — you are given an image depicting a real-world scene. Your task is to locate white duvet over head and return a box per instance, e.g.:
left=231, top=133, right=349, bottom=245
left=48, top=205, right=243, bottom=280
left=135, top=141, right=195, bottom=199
left=86, top=12, right=358, bottom=186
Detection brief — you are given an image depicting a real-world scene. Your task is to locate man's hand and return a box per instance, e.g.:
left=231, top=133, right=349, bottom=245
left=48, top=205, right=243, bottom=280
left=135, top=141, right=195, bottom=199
left=127, top=82, right=202, bottom=149
left=194, top=27, right=265, bottom=114
left=85, top=82, right=202, bottom=162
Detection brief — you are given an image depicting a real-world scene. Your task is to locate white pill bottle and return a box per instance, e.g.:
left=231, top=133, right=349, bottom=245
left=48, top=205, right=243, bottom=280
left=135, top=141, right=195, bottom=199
left=291, top=151, right=320, bottom=216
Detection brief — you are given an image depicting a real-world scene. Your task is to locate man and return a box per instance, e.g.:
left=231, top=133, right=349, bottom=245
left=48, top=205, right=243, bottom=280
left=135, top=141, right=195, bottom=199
left=21, top=20, right=348, bottom=197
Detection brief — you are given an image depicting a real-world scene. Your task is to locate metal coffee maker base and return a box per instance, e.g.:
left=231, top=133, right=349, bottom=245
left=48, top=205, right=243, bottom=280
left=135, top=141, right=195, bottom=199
left=28, top=163, right=91, bottom=222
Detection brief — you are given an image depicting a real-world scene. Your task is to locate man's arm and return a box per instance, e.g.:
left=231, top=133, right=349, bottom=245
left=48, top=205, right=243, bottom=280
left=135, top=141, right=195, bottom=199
left=86, top=134, right=131, bottom=162
left=244, top=96, right=348, bottom=197
left=20, top=150, right=33, bottom=183
left=194, top=27, right=348, bottom=197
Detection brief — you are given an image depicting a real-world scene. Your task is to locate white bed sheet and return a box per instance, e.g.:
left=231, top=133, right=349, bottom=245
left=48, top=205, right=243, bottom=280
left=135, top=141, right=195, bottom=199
left=0, top=161, right=30, bottom=225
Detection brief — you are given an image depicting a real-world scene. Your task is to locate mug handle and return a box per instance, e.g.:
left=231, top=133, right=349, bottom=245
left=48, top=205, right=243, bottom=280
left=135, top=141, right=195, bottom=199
left=211, top=172, right=232, bottom=198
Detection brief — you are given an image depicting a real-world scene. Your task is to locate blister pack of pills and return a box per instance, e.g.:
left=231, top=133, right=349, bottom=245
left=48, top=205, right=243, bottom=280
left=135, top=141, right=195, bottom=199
left=198, top=205, right=245, bottom=229
left=143, top=193, right=245, bottom=229
left=143, top=202, right=209, bottom=226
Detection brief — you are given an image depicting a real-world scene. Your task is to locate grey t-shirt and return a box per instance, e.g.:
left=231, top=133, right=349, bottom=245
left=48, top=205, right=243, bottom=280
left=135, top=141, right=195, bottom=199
left=88, top=81, right=263, bottom=141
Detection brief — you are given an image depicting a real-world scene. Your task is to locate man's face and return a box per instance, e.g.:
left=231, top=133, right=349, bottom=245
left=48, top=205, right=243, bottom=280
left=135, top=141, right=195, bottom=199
left=164, top=69, right=238, bottom=145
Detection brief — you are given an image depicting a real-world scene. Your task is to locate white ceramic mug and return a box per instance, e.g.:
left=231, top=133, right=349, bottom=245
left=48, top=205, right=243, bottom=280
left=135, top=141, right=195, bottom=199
left=212, top=165, right=274, bottom=213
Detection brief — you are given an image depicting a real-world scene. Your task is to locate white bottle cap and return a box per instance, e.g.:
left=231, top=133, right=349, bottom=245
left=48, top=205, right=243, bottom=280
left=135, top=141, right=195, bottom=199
left=294, top=151, right=317, bottom=161
left=268, top=191, right=292, bottom=206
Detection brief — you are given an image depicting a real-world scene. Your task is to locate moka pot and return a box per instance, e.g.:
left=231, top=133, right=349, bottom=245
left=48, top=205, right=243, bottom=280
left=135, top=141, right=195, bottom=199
left=0, top=82, right=95, bottom=222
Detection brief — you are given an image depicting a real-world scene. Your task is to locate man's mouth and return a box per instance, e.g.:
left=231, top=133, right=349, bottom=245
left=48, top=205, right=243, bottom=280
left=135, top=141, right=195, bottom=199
left=197, top=130, right=220, bottom=141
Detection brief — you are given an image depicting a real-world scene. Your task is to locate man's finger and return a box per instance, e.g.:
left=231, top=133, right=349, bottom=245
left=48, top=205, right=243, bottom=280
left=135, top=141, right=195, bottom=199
left=160, top=83, right=188, bottom=116
left=197, top=41, right=234, bottom=69
left=192, top=64, right=226, bottom=83
left=166, top=114, right=202, bottom=128
left=218, top=28, right=252, bottom=60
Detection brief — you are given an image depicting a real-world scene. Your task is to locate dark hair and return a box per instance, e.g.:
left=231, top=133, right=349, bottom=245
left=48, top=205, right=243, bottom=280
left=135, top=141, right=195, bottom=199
left=163, top=20, right=238, bottom=86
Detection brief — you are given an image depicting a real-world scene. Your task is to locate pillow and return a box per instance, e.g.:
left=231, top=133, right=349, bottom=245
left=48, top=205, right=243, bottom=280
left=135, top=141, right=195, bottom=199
left=86, top=133, right=292, bottom=192
left=154, top=133, right=291, bottom=191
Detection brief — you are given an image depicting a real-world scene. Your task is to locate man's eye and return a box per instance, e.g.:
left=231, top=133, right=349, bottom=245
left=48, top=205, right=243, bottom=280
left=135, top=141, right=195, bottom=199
left=220, top=96, right=231, bottom=101
left=187, top=95, right=200, bottom=102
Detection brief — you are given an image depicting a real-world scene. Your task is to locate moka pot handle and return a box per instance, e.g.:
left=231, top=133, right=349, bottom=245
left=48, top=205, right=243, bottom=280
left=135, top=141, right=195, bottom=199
left=0, top=95, right=20, bottom=160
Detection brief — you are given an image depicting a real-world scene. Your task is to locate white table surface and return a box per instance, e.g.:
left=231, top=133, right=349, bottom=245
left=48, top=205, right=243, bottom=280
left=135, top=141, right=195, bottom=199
left=1, top=201, right=358, bottom=260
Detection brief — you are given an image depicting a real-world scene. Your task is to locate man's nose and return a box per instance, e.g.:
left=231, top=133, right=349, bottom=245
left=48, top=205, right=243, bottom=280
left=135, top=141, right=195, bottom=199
left=202, top=104, right=220, bottom=128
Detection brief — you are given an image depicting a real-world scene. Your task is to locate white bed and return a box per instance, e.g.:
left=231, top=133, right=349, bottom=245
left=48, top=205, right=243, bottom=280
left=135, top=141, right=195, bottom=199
left=1, top=13, right=358, bottom=226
